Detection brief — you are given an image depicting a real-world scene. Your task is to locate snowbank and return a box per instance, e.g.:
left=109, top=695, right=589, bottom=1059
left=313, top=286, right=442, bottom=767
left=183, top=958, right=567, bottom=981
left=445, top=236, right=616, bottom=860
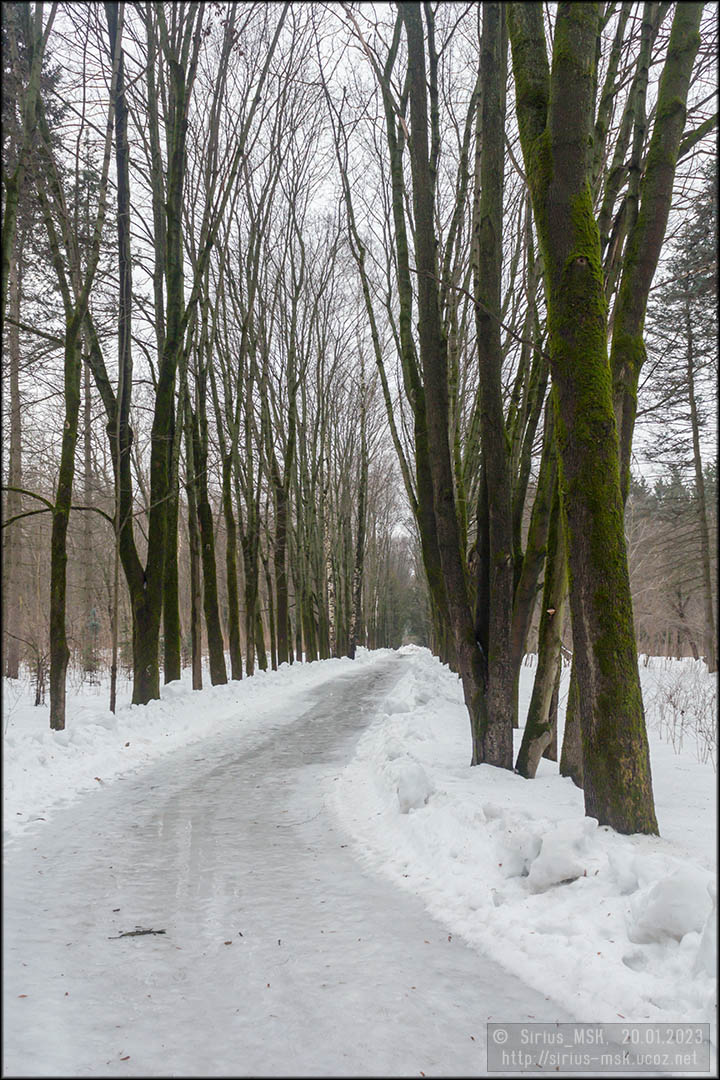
left=3, top=648, right=391, bottom=841
left=328, top=647, right=717, bottom=1031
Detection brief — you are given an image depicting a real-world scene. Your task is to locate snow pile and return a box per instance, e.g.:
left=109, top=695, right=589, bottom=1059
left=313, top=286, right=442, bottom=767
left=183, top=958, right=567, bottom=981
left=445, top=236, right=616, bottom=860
left=627, top=866, right=714, bottom=944
left=394, top=760, right=434, bottom=813
left=526, top=816, right=597, bottom=893
left=329, top=646, right=717, bottom=1030
left=3, top=648, right=391, bottom=841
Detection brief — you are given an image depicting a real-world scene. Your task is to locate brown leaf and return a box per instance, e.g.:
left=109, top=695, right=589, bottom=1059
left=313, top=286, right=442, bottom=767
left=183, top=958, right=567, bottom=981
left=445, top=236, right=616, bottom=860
left=18, top=994, right=27, bottom=998
left=224, top=941, right=232, bottom=945
left=120, top=1056, right=130, bottom=1061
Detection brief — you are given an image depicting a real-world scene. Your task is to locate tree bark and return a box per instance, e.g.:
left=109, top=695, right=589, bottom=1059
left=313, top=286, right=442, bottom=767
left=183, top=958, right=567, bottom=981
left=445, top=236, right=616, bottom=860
left=509, top=2, right=657, bottom=833
left=49, top=315, right=83, bottom=730
left=3, top=236, right=23, bottom=679
left=560, top=657, right=584, bottom=787
left=402, top=3, right=500, bottom=765
left=516, top=474, right=568, bottom=777
left=222, top=455, right=243, bottom=679
left=191, top=407, right=227, bottom=685
left=472, top=1, right=515, bottom=745
left=162, top=398, right=182, bottom=682
left=183, top=388, right=203, bottom=691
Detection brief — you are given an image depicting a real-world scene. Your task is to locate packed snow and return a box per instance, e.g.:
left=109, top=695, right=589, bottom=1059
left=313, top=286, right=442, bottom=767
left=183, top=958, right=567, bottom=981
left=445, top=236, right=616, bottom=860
left=3, top=647, right=716, bottom=1075
left=3, top=650, right=388, bottom=839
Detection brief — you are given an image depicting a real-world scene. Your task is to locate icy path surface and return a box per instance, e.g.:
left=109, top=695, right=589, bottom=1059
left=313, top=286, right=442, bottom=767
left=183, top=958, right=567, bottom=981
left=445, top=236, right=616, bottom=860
left=4, top=655, right=568, bottom=1077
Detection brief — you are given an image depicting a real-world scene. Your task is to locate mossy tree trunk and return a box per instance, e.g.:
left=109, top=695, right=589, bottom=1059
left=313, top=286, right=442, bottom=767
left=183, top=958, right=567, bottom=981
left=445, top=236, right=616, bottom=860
left=508, top=404, right=556, bottom=723
left=516, top=473, right=568, bottom=778
left=560, top=657, right=583, bottom=787
left=509, top=2, right=657, bottom=833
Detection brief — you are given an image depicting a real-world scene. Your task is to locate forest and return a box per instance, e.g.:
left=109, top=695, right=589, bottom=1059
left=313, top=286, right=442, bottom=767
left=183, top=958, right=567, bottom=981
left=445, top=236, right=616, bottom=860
left=2, top=1, right=717, bottom=839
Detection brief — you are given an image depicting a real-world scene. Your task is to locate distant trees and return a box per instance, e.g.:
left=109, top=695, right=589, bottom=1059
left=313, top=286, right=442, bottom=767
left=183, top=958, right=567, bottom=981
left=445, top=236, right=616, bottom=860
left=626, top=468, right=717, bottom=662
left=638, top=160, right=717, bottom=671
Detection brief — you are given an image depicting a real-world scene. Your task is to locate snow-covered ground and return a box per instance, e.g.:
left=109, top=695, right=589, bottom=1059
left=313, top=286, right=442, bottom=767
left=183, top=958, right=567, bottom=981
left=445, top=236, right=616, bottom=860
left=3, top=648, right=716, bottom=1076
left=329, top=648, right=717, bottom=1038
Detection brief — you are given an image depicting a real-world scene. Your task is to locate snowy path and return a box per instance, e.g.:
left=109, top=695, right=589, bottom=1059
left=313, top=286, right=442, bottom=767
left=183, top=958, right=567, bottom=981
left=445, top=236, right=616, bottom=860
left=4, top=655, right=569, bottom=1077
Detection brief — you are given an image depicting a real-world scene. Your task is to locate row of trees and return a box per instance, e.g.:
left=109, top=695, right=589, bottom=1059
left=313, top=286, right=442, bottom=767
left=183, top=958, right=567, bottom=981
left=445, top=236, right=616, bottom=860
left=2, top=3, right=429, bottom=707
left=2, top=2, right=716, bottom=837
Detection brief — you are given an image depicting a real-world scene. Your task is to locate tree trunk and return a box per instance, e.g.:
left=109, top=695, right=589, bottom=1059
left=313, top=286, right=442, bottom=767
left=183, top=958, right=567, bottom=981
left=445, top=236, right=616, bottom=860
left=222, top=455, right=242, bottom=679
left=509, top=407, right=556, bottom=724
left=509, top=3, right=657, bottom=833
left=263, top=553, right=277, bottom=671
left=685, top=305, right=717, bottom=673
left=255, top=602, right=268, bottom=671
left=49, top=318, right=83, bottom=730
left=559, top=656, right=583, bottom=787
left=402, top=4, right=499, bottom=766
left=323, top=487, right=336, bottom=658
left=348, top=362, right=368, bottom=660
left=274, top=483, right=290, bottom=665
left=516, top=475, right=568, bottom=777
left=242, top=531, right=259, bottom=676
left=472, top=1, right=515, bottom=745
left=184, top=397, right=203, bottom=691
left=82, top=339, right=96, bottom=676
left=3, top=237, right=23, bottom=679
left=191, top=409, right=227, bottom=686
left=162, top=399, right=182, bottom=683
left=543, top=663, right=561, bottom=762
